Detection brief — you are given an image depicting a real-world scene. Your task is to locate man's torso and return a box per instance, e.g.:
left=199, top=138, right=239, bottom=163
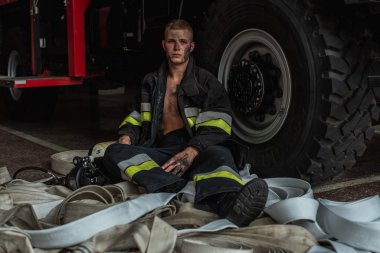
left=161, top=76, right=185, bottom=135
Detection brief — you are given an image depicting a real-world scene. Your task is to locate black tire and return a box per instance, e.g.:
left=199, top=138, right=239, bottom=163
left=1, top=28, right=58, bottom=121
left=197, top=0, right=379, bottom=183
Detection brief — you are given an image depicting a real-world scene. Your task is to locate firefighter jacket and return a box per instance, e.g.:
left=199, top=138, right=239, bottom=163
left=118, top=56, right=233, bottom=152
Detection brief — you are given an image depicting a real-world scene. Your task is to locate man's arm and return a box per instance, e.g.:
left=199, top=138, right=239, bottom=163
left=117, top=74, right=153, bottom=145
left=187, top=70, right=233, bottom=152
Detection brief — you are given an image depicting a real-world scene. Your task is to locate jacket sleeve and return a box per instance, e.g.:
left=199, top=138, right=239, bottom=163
left=118, top=109, right=141, bottom=145
left=187, top=71, right=233, bottom=152
left=117, top=74, right=153, bottom=145
left=118, top=85, right=142, bottom=145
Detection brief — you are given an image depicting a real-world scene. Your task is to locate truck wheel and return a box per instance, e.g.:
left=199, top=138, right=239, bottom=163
left=197, top=0, right=379, bottom=183
left=2, top=28, right=58, bottom=121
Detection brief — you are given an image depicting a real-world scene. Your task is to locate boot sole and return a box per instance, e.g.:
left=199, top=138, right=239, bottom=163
left=226, top=178, right=268, bottom=227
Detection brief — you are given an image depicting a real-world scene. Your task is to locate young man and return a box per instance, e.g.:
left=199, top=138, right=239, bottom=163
left=102, top=19, right=268, bottom=227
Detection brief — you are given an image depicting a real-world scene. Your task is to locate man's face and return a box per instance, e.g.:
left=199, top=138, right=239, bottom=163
left=162, top=28, right=195, bottom=65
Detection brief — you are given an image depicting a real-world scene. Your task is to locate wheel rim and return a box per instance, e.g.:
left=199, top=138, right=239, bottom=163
left=7, top=50, right=22, bottom=101
left=218, top=29, right=292, bottom=144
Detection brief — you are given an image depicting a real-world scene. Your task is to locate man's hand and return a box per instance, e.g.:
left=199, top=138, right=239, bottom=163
left=162, top=146, right=199, bottom=176
left=118, top=135, right=131, bottom=145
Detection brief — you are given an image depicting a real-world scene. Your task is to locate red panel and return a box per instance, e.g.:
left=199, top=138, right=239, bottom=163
left=0, top=0, right=18, bottom=6
left=14, top=77, right=83, bottom=88
left=29, top=0, right=36, bottom=75
left=67, top=0, right=91, bottom=77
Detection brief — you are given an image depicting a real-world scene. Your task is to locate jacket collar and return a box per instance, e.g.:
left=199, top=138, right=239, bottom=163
left=180, top=56, right=200, bottom=97
left=158, top=56, right=200, bottom=97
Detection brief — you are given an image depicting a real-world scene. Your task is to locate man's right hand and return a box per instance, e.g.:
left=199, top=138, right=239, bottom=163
left=118, top=135, right=131, bottom=145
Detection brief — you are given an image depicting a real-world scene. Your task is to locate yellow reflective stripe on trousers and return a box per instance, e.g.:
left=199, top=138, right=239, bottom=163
left=193, top=171, right=244, bottom=185
left=196, top=119, right=231, bottom=135
left=125, top=160, right=159, bottom=179
left=141, top=112, right=152, bottom=122
left=119, top=115, right=141, bottom=128
left=187, top=117, right=197, bottom=128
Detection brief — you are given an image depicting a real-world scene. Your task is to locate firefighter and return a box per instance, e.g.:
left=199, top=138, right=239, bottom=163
left=102, top=19, right=268, bottom=227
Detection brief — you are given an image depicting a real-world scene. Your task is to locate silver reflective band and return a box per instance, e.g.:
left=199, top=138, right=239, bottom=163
left=129, top=110, right=141, bottom=121
left=196, top=111, right=232, bottom=125
left=141, top=103, right=151, bottom=112
left=117, top=153, right=152, bottom=171
left=184, top=107, right=200, bottom=117
left=119, top=110, right=142, bottom=128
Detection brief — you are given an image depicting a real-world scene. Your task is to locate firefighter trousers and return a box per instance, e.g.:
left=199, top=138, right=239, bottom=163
left=102, top=128, right=245, bottom=210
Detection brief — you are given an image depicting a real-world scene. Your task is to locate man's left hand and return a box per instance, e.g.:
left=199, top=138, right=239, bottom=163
left=162, top=146, right=199, bottom=176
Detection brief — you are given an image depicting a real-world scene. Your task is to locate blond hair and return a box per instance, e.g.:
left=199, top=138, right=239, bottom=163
left=164, top=19, right=193, bottom=40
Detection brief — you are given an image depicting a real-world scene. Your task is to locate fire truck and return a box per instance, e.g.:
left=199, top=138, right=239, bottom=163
left=0, top=0, right=379, bottom=183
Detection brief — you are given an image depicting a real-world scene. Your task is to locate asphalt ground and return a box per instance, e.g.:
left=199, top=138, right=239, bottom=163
left=0, top=85, right=380, bottom=200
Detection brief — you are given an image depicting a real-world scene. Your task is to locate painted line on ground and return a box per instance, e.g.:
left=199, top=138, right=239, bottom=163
left=0, top=124, right=69, bottom=152
left=314, top=174, right=380, bottom=193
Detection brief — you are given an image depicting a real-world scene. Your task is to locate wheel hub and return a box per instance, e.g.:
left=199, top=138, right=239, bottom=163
left=228, top=51, right=282, bottom=120
left=218, top=29, right=292, bottom=144
left=228, top=59, right=264, bottom=114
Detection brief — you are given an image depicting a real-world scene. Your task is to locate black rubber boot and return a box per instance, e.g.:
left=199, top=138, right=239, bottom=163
left=218, top=178, right=268, bottom=227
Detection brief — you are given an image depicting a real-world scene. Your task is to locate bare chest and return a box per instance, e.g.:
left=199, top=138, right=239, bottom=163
left=161, top=78, right=184, bottom=132
left=163, top=82, right=179, bottom=113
